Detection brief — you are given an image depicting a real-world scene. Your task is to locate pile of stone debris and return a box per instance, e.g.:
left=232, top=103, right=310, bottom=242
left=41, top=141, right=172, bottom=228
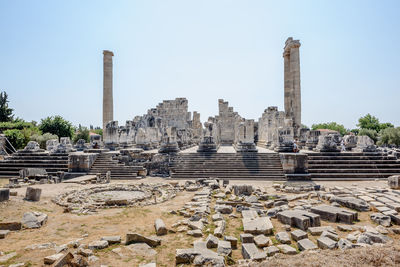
left=163, top=179, right=400, bottom=267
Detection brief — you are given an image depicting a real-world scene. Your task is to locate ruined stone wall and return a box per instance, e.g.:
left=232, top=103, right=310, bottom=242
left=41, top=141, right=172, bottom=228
left=258, top=106, right=287, bottom=148
left=104, top=98, right=201, bottom=149
left=216, top=99, right=241, bottom=145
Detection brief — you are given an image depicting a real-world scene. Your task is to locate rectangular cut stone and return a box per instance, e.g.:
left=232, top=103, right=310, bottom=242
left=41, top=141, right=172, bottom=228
left=308, top=226, right=335, bottom=236
left=297, top=239, right=317, bottom=251
left=224, top=236, right=238, bottom=249
left=358, top=195, right=374, bottom=202
left=331, top=196, right=370, bottom=212
left=0, top=230, right=10, bottom=239
left=217, top=240, right=232, bottom=257
left=310, top=205, right=357, bottom=224
left=242, top=243, right=267, bottom=260
left=317, top=236, right=337, bottom=249
left=240, top=233, right=254, bottom=243
left=291, top=229, right=307, bottom=241
left=277, top=244, right=297, bottom=255
left=0, top=189, right=10, bottom=202
left=0, top=222, right=22, bottom=231
left=277, top=210, right=320, bottom=230
left=242, top=210, right=259, bottom=220
left=242, top=217, right=273, bottom=235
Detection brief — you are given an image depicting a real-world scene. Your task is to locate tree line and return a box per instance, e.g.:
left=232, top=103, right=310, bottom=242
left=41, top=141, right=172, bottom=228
left=0, top=91, right=102, bottom=149
left=311, top=114, right=400, bottom=146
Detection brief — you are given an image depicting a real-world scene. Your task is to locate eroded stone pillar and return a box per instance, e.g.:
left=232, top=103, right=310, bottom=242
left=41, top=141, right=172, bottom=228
left=283, top=37, right=301, bottom=138
left=103, top=50, right=114, bottom=138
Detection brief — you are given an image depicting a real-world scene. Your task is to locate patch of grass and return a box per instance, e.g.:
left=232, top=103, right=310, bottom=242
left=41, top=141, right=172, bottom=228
left=56, top=228, right=65, bottom=231
left=290, top=244, right=300, bottom=253
left=225, top=256, right=236, bottom=265
left=0, top=253, right=19, bottom=265
left=135, top=255, right=146, bottom=262
left=270, top=237, right=279, bottom=245
left=123, top=257, right=133, bottom=263
left=99, top=244, right=120, bottom=253
left=31, top=206, right=53, bottom=213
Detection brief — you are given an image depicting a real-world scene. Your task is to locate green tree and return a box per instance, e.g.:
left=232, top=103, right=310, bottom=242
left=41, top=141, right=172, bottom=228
left=91, top=128, right=103, bottom=136
left=73, top=126, right=90, bottom=143
left=358, top=128, right=378, bottom=143
left=357, top=114, right=394, bottom=132
left=311, top=122, right=348, bottom=136
left=39, top=116, right=74, bottom=139
left=0, top=91, right=14, bottom=122
left=378, top=127, right=400, bottom=146
left=4, top=129, right=25, bottom=149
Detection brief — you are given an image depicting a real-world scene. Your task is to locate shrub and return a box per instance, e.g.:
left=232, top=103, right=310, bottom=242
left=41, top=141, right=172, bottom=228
left=311, top=122, right=348, bottom=136
left=4, top=129, right=25, bottom=149
left=30, top=133, right=59, bottom=149
left=73, top=126, right=90, bottom=143
left=0, top=121, right=36, bottom=131
left=378, top=127, right=400, bottom=147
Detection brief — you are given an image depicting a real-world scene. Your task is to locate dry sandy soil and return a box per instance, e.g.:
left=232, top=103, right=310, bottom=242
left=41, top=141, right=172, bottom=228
left=0, top=178, right=399, bottom=267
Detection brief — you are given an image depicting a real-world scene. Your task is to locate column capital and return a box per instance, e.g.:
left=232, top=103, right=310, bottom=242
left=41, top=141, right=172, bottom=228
left=283, top=37, right=301, bottom=56
left=103, top=50, right=114, bottom=56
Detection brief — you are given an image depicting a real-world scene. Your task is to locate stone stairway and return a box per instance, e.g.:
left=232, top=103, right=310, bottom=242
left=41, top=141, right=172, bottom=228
left=307, top=152, right=400, bottom=180
left=88, top=153, right=144, bottom=180
left=0, top=151, right=68, bottom=178
left=170, top=152, right=285, bottom=180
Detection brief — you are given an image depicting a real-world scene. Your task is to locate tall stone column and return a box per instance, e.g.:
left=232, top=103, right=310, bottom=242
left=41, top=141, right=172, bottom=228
left=103, top=50, right=114, bottom=138
left=283, top=37, right=301, bottom=138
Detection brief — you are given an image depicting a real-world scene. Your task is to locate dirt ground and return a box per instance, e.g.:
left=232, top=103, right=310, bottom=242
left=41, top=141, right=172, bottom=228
left=0, top=178, right=398, bottom=267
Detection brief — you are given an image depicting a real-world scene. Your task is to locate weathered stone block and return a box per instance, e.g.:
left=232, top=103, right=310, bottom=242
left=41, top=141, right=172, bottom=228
left=100, top=236, right=121, bottom=244
left=224, top=236, right=237, bottom=249
left=0, top=189, right=9, bottom=202
left=297, top=238, right=317, bottom=251
left=291, top=229, right=307, bottom=241
left=254, top=234, right=271, bottom=248
left=277, top=210, right=320, bottom=230
left=275, top=232, right=291, bottom=244
left=308, top=226, right=335, bottom=236
left=242, top=243, right=266, bottom=260
left=206, top=234, right=218, bottom=248
left=25, top=187, right=41, bottom=201
left=125, top=233, right=161, bottom=247
left=21, top=211, right=47, bottom=229
left=217, top=240, right=232, bottom=256
left=68, top=152, right=98, bottom=172
left=240, top=233, right=254, bottom=243
left=310, top=205, right=357, bottom=224
left=154, top=219, right=167, bottom=236
left=265, top=246, right=280, bottom=256
left=0, top=230, right=10, bottom=239
left=277, top=244, right=297, bottom=255
left=279, top=153, right=308, bottom=174
left=0, top=222, right=21, bottom=231
left=243, top=217, right=273, bottom=235
left=317, top=236, right=337, bottom=249
left=88, top=240, right=109, bottom=250
left=388, top=175, right=400, bottom=189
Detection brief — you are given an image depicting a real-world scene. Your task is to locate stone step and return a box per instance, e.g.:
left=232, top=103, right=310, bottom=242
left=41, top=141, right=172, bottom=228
left=308, top=164, right=400, bottom=169
left=308, top=160, right=399, bottom=164
left=309, top=169, right=400, bottom=174
left=310, top=173, right=397, bottom=179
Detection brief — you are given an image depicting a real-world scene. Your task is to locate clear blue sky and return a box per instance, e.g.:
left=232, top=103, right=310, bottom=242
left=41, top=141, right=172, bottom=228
left=1, top=0, right=399, bottom=129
